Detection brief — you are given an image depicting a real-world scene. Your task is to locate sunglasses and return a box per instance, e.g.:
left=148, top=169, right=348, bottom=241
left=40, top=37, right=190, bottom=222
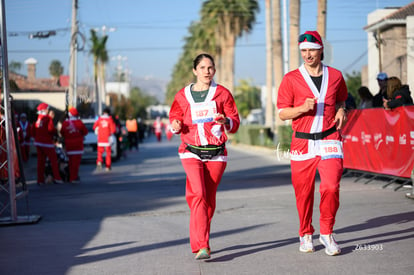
left=298, top=33, right=320, bottom=43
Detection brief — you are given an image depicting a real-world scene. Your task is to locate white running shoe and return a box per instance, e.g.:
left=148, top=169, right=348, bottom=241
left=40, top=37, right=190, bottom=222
left=299, top=234, right=314, bottom=253
left=319, top=234, right=341, bottom=256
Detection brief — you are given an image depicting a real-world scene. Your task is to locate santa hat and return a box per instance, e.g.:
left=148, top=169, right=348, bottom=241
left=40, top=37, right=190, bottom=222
left=37, top=103, right=49, bottom=112
left=68, top=107, right=79, bottom=117
left=298, top=31, right=323, bottom=50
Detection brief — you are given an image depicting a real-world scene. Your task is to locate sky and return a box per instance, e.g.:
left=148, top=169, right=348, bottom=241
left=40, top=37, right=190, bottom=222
left=4, top=0, right=414, bottom=90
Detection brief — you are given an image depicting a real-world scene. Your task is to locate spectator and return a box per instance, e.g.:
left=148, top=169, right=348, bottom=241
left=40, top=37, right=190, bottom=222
left=32, top=103, right=63, bottom=185
left=60, top=107, right=88, bottom=184
left=357, top=86, right=373, bottom=109
left=126, top=115, right=139, bottom=151
left=345, top=93, right=357, bottom=110
left=93, top=107, right=116, bottom=171
left=383, top=76, right=414, bottom=109
left=137, top=117, right=146, bottom=143
left=18, top=113, right=32, bottom=162
left=372, top=72, right=388, bottom=107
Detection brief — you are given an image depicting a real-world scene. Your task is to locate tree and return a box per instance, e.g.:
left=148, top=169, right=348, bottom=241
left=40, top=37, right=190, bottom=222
left=201, top=0, right=259, bottom=94
left=9, top=61, right=22, bottom=73
left=345, top=71, right=362, bottom=107
left=289, top=0, right=300, bottom=70
left=89, top=29, right=108, bottom=116
left=109, top=87, right=158, bottom=120
left=234, top=78, right=261, bottom=118
left=49, top=60, right=64, bottom=80
left=165, top=21, right=219, bottom=105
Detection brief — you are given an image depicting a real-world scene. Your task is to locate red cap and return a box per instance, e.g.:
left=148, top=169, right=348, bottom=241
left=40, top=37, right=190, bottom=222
left=37, top=103, right=49, bottom=111
left=69, top=107, right=79, bottom=117
left=298, top=31, right=323, bottom=49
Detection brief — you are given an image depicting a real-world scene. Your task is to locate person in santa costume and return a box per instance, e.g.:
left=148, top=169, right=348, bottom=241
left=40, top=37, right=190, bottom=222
left=169, top=53, right=240, bottom=260
left=18, top=113, right=31, bottom=162
left=277, top=31, right=348, bottom=256
left=93, top=107, right=116, bottom=171
left=32, top=103, right=63, bottom=185
left=60, top=107, right=88, bottom=183
left=153, top=116, right=164, bottom=142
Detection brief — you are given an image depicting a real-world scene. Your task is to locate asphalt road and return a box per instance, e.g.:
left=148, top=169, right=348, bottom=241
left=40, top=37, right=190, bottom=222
left=0, top=135, right=413, bottom=275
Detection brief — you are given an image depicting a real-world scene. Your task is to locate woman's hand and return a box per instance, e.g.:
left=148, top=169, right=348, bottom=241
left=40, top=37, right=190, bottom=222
left=214, top=113, right=229, bottom=125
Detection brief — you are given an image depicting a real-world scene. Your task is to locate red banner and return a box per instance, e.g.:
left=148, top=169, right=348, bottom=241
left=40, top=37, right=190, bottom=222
left=342, top=106, right=414, bottom=178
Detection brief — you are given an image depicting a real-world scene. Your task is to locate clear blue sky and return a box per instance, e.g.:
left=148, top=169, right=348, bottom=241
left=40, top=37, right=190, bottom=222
left=5, top=0, right=413, bottom=88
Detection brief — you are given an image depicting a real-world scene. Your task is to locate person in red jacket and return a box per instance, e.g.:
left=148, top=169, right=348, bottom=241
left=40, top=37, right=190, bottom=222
left=169, top=53, right=240, bottom=260
left=93, top=107, right=116, bottom=171
left=18, top=113, right=31, bottom=162
left=153, top=116, right=164, bottom=142
left=32, top=103, right=63, bottom=185
left=277, top=31, right=348, bottom=256
left=60, top=107, right=88, bottom=183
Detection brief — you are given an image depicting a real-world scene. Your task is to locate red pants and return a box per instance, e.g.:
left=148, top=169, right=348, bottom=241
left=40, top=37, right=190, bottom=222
left=36, top=146, right=62, bottom=183
left=97, top=146, right=111, bottom=168
left=68, top=154, right=82, bottom=182
left=155, top=132, right=162, bottom=142
left=181, top=158, right=226, bottom=253
left=291, top=156, right=342, bottom=236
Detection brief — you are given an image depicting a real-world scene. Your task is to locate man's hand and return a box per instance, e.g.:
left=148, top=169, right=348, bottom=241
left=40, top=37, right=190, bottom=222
left=300, top=98, right=318, bottom=113
left=335, top=108, right=347, bottom=130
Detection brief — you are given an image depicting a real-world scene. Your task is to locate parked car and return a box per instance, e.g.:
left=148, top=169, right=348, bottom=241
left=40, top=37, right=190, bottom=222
left=81, top=118, right=119, bottom=162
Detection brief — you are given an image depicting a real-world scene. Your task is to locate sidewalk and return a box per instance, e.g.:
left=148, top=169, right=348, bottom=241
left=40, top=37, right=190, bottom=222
left=0, top=137, right=413, bottom=275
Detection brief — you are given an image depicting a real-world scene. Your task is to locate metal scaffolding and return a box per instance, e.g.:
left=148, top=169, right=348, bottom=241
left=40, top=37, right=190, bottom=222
left=0, top=0, right=40, bottom=225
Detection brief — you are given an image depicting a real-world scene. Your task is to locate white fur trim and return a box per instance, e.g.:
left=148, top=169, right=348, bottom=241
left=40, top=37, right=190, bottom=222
left=299, top=42, right=322, bottom=50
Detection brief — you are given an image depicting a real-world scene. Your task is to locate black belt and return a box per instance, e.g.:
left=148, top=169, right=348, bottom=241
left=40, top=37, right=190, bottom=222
left=295, top=126, right=337, bottom=140
left=185, top=143, right=225, bottom=159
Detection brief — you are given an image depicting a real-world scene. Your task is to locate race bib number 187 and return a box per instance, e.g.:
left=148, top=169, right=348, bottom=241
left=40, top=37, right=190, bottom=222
left=191, top=101, right=217, bottom=124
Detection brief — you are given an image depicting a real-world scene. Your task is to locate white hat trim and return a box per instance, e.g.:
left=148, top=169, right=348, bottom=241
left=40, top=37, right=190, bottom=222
left=299, top=41, right=322, bottom=50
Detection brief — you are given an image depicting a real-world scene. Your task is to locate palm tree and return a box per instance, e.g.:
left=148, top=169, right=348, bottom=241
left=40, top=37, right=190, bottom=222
left=89, top=29, right=108, bottom=116
left=201, top=0, right=259, bottom=93
left=272, top=0, right=284, bottom=130
left=317, top=0, right=327, bottom=38
left=165, top=21, right=220, bottom=105
left=289, top=0, right=300, bottom=71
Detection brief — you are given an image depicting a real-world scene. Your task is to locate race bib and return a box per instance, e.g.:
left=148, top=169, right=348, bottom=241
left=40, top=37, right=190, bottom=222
left=191, top=101, right=217, bottom=124
left=320, top=140, right=343, bottom=160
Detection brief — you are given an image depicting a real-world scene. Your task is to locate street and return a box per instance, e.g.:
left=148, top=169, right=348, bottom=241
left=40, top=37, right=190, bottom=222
left=0, top=135, right=413, bottom=275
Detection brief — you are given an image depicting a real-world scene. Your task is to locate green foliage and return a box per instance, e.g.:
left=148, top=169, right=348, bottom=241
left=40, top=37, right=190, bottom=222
left=49, top=60, right=63, bottom=78
left=277, top=125, right=293, bottom=151
left=231, top=125, right=274, bottom=148
left=234, top=78, right=261, bottom=118
left=165, top=0, right=260, bottom=105
left=344, top=71, right=362, bottom=107
left=9, top=61, right=22, bottom=73
left=109, top=87, right=158, bottom=120
left=89, top=29, right=109, bottom=78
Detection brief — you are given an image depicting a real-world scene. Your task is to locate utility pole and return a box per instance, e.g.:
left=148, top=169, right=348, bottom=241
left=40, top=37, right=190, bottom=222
left=265, top=0, right=273, bottom=128
left=69, top=0, right=78, bottom=108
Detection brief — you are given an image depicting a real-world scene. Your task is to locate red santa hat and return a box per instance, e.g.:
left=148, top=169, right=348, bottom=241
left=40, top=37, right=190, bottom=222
left=37, top=103, right=49, bottom=111
left=68, top=107, right=79, bottom=117
left=298, top=31, right=323, bottom=50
